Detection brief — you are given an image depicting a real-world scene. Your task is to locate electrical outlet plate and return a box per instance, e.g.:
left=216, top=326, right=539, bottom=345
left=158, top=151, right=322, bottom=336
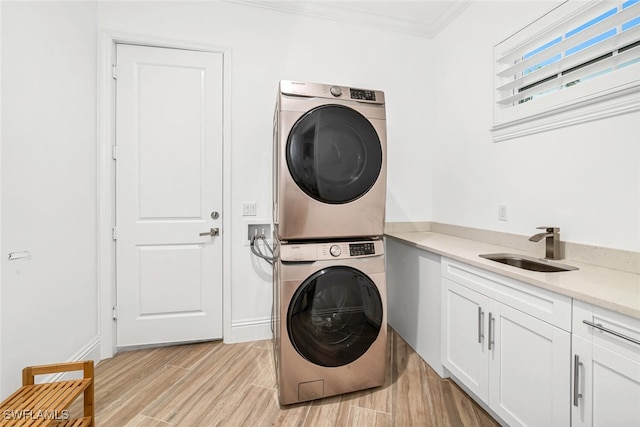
left=498, top=205, right=509, bottom=221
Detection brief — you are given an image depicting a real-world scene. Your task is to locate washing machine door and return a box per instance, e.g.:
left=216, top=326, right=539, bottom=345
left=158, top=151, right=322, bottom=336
left=287, top=266, right=383, bottom=367
left=286, top=105, right=383, bottom=204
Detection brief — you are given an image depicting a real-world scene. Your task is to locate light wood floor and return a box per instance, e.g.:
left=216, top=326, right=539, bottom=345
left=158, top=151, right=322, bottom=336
left=78, top=328, right=499, bottom=426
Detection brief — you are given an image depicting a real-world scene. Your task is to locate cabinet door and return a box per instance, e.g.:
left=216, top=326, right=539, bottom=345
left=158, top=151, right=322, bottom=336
left=442, top=278, right=490, bottom=401
left=489, top=302, right=570, bottom=427
left=573, top=335, right=640, bottom=427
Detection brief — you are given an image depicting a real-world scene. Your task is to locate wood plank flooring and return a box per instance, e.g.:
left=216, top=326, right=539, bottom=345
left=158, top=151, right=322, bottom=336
left=77, top=329, right=499, bottom=426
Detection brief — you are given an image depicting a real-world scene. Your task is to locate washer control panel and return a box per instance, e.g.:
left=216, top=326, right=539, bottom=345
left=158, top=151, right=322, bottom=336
left=329, top=245, right=342, bottom=257
left=279, top=240, right=383, bottom=262
left=349, top=242, right=376, bottom=256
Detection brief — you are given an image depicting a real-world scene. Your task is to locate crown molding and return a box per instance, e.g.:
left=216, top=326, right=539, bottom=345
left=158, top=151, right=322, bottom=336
left=226, top=1, right=473, bottom=38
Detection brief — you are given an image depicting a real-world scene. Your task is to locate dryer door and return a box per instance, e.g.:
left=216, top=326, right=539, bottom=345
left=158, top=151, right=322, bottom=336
left=286, top=105, right=383, bottom=204
left=287, top=266, right=383, bottom=367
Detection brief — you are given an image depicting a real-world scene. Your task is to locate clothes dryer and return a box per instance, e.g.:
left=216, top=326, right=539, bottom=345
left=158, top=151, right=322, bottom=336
left=274, top=80, right=387, bottom=241
left=273, top=238, right=387, bottom=405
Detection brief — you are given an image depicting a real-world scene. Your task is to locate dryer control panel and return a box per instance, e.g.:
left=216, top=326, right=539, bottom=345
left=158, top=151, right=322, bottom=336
left=280, top=240, right=383, bottom=262
left=350, top=88, right=376, bottom=101
left=279, top=80, right=385, bottom=105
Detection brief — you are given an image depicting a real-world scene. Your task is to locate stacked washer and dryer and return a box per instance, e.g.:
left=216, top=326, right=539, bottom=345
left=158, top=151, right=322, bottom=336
left=272, top=80, right=388, bottom=405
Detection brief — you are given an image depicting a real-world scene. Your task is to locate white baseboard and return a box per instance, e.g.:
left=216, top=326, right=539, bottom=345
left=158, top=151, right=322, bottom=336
left=226, top=317, right=272, bottom=344
left=43, top=336, right=101, bottom=383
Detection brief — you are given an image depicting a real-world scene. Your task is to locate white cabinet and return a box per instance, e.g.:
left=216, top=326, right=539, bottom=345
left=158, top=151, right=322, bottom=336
left=572, top=301, right=640, bottom=426
left=385, top=238, right=444, bottom=376
left=441, top=258, right=572, bottom=427
left=488, top=300, right=570, bottom=427
left=442, top=279, right=490, bottom=401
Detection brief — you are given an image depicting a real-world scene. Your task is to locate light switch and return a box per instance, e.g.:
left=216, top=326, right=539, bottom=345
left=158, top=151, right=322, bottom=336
left=242, top=202, right=257, bottom=216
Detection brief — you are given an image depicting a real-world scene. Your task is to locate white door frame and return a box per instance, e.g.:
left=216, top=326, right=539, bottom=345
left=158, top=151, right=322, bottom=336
left=97, top=30, right=232, bottom=359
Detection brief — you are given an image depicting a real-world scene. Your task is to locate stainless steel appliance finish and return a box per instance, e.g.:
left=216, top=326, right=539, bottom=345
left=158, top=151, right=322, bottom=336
left=529, top=226, right=562, bottom=260
left=274, top=80, right=387, bottom=240
left=479, top=253, right=578, bottom=272
left=273, top=238, right=387, bottom=405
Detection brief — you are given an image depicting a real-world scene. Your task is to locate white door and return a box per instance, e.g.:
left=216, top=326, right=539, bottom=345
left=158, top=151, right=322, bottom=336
left=115, top=44, right=223, bottom=347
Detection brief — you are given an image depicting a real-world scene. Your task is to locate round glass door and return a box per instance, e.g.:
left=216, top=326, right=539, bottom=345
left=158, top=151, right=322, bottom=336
left=287, top=266, right=383, bottom=367
left=286, top=105, right=383, bottom=204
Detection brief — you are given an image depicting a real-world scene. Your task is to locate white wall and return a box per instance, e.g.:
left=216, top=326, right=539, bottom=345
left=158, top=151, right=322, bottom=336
left=432, top=1, right=640, bottom=251
left=0, top=0, right=4, bottom=397
left=1, top=1, right=99, bottom=397
left=96, top=1, right=435, bottom=340
left=0, top=0, right=434, bottom=395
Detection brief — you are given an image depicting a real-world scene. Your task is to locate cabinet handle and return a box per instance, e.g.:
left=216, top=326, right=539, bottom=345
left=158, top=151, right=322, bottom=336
left=582, top=320, right=640, bottom=346
left=478, top=307, right=484, bottom=344
left=573, top=354, right=583, bottom=407
left=488, top=312, right=495, bottom=350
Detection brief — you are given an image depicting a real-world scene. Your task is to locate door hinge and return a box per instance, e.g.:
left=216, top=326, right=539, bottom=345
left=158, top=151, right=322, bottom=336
left=112, top=145, right=117, bottom=160
left=112, top=306, right=117, bottom=320
left=112, top=64, right=117, bottom=80
left=112, top=226, right=117, bottom=240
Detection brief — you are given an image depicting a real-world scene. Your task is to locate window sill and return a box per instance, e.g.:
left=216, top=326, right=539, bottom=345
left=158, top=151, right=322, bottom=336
left=491, top=84, right=640, bottom=142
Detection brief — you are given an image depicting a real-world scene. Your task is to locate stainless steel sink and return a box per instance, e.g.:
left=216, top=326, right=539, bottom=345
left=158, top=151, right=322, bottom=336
left=479, top=253, right=578, bottom=272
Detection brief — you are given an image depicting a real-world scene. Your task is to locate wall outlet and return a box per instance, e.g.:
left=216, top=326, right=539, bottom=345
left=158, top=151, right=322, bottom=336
left=498, top=205, right=509, bottom=221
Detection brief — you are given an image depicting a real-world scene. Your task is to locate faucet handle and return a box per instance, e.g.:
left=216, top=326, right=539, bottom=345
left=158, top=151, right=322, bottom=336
left=536, top=226, right=559, bottom=233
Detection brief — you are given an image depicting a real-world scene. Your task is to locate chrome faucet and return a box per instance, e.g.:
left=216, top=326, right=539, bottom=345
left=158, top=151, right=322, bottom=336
left=529, top=226, right=561, bottom=260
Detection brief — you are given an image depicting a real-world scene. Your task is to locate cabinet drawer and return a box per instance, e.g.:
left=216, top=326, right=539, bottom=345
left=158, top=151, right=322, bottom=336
left=442, top=258, right=571, bottom=331
left=573, top=300, right=640, bottom=363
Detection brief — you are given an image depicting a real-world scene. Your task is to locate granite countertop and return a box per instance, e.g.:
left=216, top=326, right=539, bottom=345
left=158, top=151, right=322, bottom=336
left=385, top=231, right=640, bottom=319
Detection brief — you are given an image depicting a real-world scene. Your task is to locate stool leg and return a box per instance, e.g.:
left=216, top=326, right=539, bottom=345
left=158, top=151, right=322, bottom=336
left=83, top=361, right=95, bottom=425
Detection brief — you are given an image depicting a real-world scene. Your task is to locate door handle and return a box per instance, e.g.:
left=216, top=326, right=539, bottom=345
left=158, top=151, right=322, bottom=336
left=573, top=354, right=583, bottom=406
left=199, top=228, right=219, bottom=237
left=583, top=320, right=640, bottom=346
left=488, top=312, right=495, bottom=350
left=478, top=307, right=485, bottom=344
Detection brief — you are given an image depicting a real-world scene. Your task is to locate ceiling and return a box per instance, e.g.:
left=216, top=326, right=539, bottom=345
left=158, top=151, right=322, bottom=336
left=226, top=1, right=474, bottom=38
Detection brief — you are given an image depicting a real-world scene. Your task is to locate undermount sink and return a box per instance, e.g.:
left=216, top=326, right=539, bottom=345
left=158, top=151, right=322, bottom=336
left=479, top=253, right=578, bottom=272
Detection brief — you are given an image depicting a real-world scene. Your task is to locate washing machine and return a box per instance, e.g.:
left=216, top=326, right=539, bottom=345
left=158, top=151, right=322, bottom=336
left=273, top=80, right=387, bottom=241
left=273, top=238, right=387, bottom=405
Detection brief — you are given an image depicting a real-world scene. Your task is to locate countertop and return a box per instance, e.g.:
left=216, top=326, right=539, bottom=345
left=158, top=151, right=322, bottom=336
left=385, top=231, right=640, bottom=319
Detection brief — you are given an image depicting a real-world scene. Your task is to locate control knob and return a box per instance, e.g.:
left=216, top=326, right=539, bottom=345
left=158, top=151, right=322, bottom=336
left=329, top=86, right=342, bottom=97
left=329, top=245, right=342, bottom=257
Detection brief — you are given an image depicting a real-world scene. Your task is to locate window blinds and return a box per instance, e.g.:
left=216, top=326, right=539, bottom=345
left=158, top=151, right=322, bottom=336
left=494, top=0, right=639, bottom=113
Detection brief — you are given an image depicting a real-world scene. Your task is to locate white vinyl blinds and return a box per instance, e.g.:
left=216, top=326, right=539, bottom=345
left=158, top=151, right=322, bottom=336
left=493, top=0, right=640, bottom=137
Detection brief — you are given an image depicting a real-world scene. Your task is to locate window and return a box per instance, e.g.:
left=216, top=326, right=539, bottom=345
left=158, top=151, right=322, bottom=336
left=493, top=0, right=640, bottom=141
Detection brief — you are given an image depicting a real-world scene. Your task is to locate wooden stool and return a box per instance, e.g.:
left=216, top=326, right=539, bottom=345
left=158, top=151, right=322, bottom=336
left=0, top=360, right=94, bottom=426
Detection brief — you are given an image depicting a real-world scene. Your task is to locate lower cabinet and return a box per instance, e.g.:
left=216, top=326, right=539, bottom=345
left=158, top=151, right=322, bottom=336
left=488, top=300, right=570, bottom=427
left=391, top=249, right=640, bottom=427
left=442, top=279, right=490, bottom=401
left=572, top=301, right=640, bottom=426
left=441, top=258, right=571, bottom=427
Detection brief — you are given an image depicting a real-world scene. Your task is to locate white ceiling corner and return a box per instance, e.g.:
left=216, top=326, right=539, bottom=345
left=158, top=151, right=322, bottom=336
left=226, top=1, right=474, bottom=38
